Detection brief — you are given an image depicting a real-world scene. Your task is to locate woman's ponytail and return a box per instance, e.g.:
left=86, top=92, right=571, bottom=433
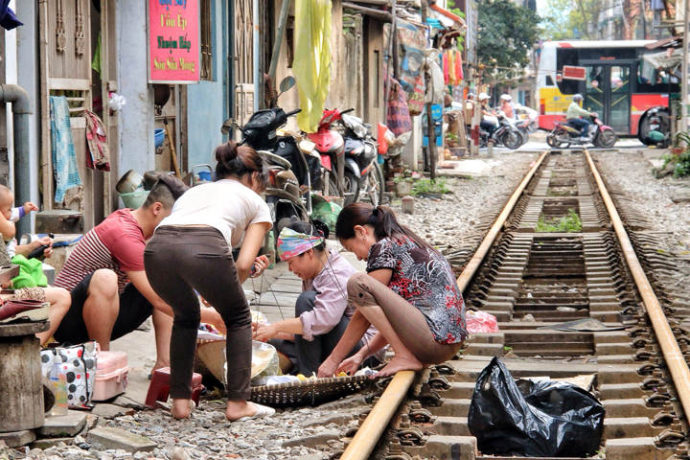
left=336, top=203, right=431, bottom=249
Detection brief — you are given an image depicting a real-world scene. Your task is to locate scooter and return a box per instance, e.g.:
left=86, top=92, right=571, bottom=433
left=231, top=78, right=318, bottom=234
left=479, top=112, right=523, bottom=150
left=546, top=113, right=617, bottom=149
left=341, top=113, right=385, bottom=206
left=307, top=108, right=353, bottom=200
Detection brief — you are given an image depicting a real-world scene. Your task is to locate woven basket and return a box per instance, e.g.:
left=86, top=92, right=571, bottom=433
left=250, top=375, right=374, bottom=407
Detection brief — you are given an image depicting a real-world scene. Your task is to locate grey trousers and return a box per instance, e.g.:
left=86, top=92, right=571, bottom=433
left=272, top=290, right=352, bottom=375
left=145, top=226, right=252, bottom=400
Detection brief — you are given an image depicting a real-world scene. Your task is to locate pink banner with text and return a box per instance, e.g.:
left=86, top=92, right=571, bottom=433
left=149, top=0, right=200, bottom=83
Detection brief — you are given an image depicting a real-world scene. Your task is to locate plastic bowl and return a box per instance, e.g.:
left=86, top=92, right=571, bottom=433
left=119, top=190, right=149, bottom=209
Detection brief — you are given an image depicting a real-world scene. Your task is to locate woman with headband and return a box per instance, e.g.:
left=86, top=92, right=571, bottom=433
left=318, top=203, right=467, bottom=378
left=253, top=221, right=377, bottom=375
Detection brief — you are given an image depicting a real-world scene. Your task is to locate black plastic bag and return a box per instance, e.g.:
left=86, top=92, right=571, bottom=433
left=467, top=357, right=605, bottom=457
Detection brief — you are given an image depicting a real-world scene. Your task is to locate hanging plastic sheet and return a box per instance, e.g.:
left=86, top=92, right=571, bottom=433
left=468, top=357, right=604, bottom=457
left=396, top=19, right=427, bottom=93
left=293, top=0, right=332, bottom=133
left=0, top=0, right=22, bottom=30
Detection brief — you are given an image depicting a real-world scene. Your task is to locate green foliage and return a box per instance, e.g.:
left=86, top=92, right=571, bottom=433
left=541, top=0, right=603, bottom=40
left=477, top=0, right=541, bottom=82
left=535, top=209, right=582, bottom=232
left=447, top=0, right=466, bottom=52
left=673, top=152, right=690, bottom=178
left=665, top=132, right=690, bottom=178
left=411, top=178, right=451, bottom=196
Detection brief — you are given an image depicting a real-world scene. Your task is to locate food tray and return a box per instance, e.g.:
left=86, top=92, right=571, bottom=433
left=250, top=375, right=374, bottom=407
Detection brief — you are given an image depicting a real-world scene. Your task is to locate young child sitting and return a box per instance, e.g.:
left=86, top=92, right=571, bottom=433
left=0, top=184, right=69, bottom=345
left=253, top=221, right=377, bottom=375
left=0, top=185, right=53, bottom=260
left=318, top=203, right=467, bottom=378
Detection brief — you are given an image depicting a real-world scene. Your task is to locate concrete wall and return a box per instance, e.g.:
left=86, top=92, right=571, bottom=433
left=116, top=0, right=155, bottom=177
left=186, top=0, right=227, bottom=169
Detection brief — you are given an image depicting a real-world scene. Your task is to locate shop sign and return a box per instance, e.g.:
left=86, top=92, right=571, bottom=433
left=562, top=65, right=586, bottom=81
left=148, top=0, right=200, bottom=83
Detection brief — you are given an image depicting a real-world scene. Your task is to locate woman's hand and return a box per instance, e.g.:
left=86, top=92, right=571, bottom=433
left=32, top=236, right=53, bottom=257
left=318, top=356, right=340, bottom=378
left=250, top=255, right=269, bottom=278
left=253, top=322, right=275, bottom=342
left=337, top=352, right=364, bottom=376
left=203, top=307, right=227, bottom=335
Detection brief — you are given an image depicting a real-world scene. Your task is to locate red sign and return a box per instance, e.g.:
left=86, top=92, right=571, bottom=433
left=148, top=0, right=200, bottom=83
left=562, top=65, right=586, bottom=81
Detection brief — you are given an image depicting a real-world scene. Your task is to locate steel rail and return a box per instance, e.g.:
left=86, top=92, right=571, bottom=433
left=340, top=150, right=549, bottom=460
left=456, top=149, right=549, bottom=292
left=585, top=148, right=690, bottom=421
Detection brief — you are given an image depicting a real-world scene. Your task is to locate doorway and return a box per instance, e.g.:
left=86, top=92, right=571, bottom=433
left=583, top=63, right=632, bottom=134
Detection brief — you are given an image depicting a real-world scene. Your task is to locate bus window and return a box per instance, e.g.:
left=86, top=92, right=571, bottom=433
left=636, top=61, right=681, bottom=93
left=611, top=66, right=630, bottom=93
left=545, top=75, right=555, bottom=86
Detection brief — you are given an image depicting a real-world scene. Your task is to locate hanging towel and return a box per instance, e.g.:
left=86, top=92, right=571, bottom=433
left=84, top=110, right=111, bottom=171
left=454, top=50, right=464, bottom=84
left=293, top=0, right=332, bottom=133
left=50, top=96, right=82, bottom=204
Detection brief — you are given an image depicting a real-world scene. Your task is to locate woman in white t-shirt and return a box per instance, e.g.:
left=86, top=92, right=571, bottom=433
left=145, top=141, right=274, bottom=421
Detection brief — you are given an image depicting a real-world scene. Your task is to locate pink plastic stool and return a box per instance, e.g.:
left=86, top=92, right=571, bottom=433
left=145, top=367, right=204, bottom=409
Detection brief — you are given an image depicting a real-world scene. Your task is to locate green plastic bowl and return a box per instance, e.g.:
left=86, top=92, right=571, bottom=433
left=119, top=190, right=149, bottom=209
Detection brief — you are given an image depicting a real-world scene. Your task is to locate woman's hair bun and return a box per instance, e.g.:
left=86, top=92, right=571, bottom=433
left=312, top=219, right=330, bottom=240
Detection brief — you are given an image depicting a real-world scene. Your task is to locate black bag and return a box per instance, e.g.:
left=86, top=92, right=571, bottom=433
left=468, top=357, right=605, bottom=457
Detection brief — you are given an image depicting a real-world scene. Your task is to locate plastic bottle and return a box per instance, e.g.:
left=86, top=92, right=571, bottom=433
left=49, top=359, right=68, bottom=416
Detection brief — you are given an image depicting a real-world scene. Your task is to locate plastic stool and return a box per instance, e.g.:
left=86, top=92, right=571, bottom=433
left=145, top=367, right=204, bottom=409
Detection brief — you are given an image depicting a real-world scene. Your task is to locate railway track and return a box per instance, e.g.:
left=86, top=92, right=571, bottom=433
left=339, top=149, right=690, bottom=460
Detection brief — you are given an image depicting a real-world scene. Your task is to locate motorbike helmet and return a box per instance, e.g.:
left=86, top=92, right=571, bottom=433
left=478, top=92, right=490, bottom=101
left=572, top=94, right=583, bottom=102
left=499, top=94, right=512, bottom=101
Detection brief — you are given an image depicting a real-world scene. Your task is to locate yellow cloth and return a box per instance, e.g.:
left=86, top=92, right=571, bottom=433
left=293, top=0, right=332, bottom=133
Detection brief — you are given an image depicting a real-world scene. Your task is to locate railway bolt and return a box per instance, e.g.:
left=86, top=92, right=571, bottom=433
left=655, top=429, right=686, bottom=448
left=408, top=407, right=433, bottom=424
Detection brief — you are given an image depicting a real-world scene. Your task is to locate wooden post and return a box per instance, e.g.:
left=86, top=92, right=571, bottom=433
left=0, top=322, right=48, bottom=432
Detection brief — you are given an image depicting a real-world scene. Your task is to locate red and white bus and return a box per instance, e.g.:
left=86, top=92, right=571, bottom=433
left=536, top=40, right=680, bottom=136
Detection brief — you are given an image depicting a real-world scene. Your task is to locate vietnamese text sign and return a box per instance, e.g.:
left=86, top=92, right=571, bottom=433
left=149, top=0, right=200, bottom=83
left=562, top=65, right=587, bottom=81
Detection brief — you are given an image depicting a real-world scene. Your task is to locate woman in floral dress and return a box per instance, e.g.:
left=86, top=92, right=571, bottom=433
left=318, top=203, right=466, bottom=378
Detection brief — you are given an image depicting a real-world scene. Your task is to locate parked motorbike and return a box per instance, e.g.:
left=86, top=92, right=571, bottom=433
left=480, top=112, right=523, bottom=150
left=307, top=108, right=353, bottom=201
left=341, top=113, right=385, bottom=206
left=546, top=113, right=617, bottom=149
left=232, top=78, right=318, bottom=234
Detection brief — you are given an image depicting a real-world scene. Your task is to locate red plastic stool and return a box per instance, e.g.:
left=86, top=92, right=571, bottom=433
left=145, top=367, right=204, bottom=409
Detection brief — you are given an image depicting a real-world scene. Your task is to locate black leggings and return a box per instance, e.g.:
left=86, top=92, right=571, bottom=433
left=144, top=226, right=251, bottom=400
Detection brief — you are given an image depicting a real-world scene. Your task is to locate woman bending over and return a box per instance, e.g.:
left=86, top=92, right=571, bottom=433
left=145, top=141, right=273, bottom=421
left=318, top=203, right=466, bottom=378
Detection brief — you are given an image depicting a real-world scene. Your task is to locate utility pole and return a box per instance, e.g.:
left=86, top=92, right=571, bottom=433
left=421, top=0, right=437, bottom=179
left=682, top=0, right=689, bottom=137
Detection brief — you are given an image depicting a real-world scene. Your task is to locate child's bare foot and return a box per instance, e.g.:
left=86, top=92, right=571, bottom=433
left=377, top=355, right=424, bottom=377
left=171, top=398, right=195, bottom=419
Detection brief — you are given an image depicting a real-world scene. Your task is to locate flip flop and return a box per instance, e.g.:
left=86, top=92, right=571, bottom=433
left=235, top=403, right=275, bottom=422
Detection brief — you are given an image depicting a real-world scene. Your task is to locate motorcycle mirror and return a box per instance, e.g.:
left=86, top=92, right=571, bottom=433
left=221, top=118, right=238, bottom=136
left=279, top=76, right=296, bottom=93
